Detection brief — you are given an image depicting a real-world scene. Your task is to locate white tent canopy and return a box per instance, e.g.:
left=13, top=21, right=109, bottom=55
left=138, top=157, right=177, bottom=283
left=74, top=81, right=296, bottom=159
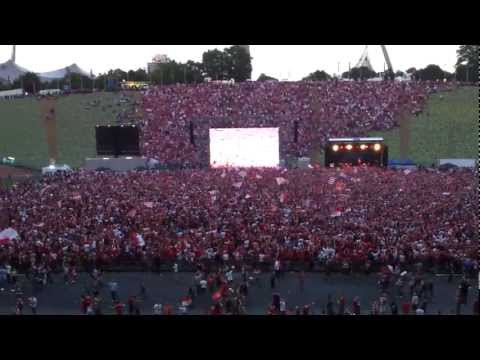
left=0, top=60, right=30, bottom=83
left=38, top=63, right=91, bottom=81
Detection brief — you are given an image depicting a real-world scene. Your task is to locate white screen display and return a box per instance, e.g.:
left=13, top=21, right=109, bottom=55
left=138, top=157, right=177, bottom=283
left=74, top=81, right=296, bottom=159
left=209, top=128, right=279, bottom=168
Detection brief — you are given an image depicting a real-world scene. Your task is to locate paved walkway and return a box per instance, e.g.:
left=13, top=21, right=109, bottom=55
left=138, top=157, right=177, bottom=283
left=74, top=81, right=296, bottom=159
left=0, top=272, right=476, bottom=315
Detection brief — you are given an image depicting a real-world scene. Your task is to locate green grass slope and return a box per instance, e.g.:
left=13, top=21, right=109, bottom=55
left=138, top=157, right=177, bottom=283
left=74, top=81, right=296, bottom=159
left=0, top=92, right=131, bottom=169
left=371, top=86, right=478, bottom=165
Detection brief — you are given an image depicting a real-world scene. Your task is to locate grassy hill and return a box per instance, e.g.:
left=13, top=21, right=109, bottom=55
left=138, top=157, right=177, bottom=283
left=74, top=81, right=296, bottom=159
left=0, top=92, right=134, bottom=169
left=0, top=86, right=477, bottom=170
left=312, top=86, right=478, bottom=166
left=371, top=86, right=478, bottom=165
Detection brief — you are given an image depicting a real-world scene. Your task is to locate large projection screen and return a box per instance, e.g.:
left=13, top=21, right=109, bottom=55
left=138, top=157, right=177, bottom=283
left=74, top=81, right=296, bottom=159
left=209, top=128, right=279, bottom=168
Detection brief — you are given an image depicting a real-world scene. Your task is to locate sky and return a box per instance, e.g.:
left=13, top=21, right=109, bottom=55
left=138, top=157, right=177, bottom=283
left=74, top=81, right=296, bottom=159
left=0, top=45, right=459, bottom=80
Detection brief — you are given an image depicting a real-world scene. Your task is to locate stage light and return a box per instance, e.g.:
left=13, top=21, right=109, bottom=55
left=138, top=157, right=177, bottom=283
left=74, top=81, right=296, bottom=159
left=345, top=144, right=353, bottom=150
left=360, top=144, right=368, bottom=150
left=373, top=143, right=381, bottom=151
left=332, top=144, right=339, bottom=152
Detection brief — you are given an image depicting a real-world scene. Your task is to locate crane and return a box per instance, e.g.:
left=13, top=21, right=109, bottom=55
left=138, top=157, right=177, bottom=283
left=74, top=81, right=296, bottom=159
left=380, top=45, right=394, bottom=79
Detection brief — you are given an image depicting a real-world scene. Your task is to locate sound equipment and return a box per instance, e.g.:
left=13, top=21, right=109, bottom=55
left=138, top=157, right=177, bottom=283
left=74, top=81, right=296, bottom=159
left=189, top=121, right=195, bottom=145
left=95, top=125, right=140, bottom=157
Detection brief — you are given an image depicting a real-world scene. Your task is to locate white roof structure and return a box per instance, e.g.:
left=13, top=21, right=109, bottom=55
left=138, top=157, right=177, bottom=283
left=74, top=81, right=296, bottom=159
left=0, top=60, right=30, bottom=83
left=38, top=63, right=92, bottom=81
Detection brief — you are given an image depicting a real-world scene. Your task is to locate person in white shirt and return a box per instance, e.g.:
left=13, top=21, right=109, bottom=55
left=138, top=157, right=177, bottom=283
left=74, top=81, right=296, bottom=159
left=280, top=299, right=287, bottom=314
left=29, top=296, right=38, bottom=315
left=153, top=303, right=162, bottom=314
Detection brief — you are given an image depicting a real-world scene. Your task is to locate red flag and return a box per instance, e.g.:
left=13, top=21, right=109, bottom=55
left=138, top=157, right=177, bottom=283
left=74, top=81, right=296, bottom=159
left=212, top=290, right=222, bottom=302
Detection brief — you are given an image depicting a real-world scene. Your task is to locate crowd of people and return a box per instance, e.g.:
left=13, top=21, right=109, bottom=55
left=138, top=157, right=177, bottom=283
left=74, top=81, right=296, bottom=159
left=0, top=165, right=476, bottom=277
left=140, top=81, right=449, bottom=167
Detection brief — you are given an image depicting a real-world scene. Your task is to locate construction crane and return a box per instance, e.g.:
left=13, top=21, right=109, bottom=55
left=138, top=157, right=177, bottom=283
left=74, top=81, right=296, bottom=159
left=380, top=45, right=394, bottom=79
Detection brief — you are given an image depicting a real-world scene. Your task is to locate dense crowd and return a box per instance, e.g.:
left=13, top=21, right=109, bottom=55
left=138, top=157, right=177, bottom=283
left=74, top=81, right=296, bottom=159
left=140, top=81, right=448, bottom=166
left=0, top=166, right=476, bottom=276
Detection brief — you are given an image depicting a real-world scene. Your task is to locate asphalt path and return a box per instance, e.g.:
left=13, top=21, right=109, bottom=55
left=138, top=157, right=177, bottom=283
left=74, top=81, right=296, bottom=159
left=0, top=272, right=476, bottom=315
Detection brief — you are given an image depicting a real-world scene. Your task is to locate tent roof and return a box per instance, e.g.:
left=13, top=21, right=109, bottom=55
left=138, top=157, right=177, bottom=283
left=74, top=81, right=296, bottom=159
left=38, top=63, right=91, bottom=81
left=0, top=60, right=30, bottom=82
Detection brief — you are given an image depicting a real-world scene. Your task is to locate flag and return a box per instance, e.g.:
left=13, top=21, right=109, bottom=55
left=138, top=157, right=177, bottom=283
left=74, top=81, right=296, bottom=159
left=403, top=169, right=412, bottom=175
left=276, top=177, right=288, bottom=186
left=279, top=192, right=287, bottom=203
left=233, top=182, right=242, bottom=189
left=212, top=290, right=222, bottom=302
left=328, top=177, right=335, bottom=185
left=442, top=192, right=450, bottom=196
left=245, top=194, right=251, bottom=199
left=144, top=202, right=154, bottom=208
left=72, top=192, right=82, bottom=201
left=127, top=209, right=137, bottom=217
left=238, top=170, right=247, bottom=178
left=256, top=174, right=263, bottom=179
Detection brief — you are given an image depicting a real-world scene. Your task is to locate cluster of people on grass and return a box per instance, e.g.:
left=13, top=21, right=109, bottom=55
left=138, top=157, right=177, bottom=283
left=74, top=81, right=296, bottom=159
left=140, top=81, right=449, bottom=167
left=0, top=165, right=476, bottom=278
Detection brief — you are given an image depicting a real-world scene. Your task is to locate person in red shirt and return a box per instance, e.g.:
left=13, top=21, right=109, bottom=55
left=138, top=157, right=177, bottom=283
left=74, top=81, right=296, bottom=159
left=401, top=300, right=410, bottom=315
left=113, top=301, right=125, bottom=315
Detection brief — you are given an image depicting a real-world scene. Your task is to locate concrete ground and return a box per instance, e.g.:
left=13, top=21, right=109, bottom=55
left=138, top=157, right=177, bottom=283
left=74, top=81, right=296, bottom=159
left=0, top=272, right=476, bottom=315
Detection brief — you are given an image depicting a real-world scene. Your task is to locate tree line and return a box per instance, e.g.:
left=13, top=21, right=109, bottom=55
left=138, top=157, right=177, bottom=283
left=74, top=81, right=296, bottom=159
left=0, top=45, right=476, bottom=93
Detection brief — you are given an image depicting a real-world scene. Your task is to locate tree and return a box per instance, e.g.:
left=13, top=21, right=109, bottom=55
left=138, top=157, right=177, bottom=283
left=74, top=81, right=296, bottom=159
left=202, top=49, right=226, bottom=80
left=415, top=64, right=451, bottom=81
left=257, top=73, right=278, bottom=81
left=342, top=66, right=377, bottom=81
left=406, top=67, right=416, bottom=74
left=13, top=72, right=41, bottom=94
left=456, top=45, right=478, bottom=82
left=224, top=45, right=252, bottom=82
left=202, top=46, right=252, bottom=82
left=302, top=70, right=331, bottom=81
left=395, top=70, right=405, bottom=77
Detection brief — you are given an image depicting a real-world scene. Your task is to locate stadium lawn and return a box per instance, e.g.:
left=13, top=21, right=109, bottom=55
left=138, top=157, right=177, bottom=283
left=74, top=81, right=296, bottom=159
left=312, top=86, right=478, bottom=166
left=370, top=86, right=478, bottom=166
left=0, top=87, right=477, bottom=170
left=0, top=92, right=131, bottom=169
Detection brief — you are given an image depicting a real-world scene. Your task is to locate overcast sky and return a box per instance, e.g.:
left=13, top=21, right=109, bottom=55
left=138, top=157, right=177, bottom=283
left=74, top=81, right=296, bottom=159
left=0, top=45, right=459, bottom=80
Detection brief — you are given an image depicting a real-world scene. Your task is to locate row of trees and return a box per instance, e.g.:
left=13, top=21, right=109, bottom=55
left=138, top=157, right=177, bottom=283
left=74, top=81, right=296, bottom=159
left=149, top=45, right=252, bottom=85
left=256, top=45, right=478, bottom=83
left=1, top=46, right=476, bottom=93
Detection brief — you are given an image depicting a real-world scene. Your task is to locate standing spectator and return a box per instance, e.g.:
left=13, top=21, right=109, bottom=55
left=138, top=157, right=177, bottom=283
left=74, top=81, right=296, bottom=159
left=390, top=301, right=398, bottom=315
left=128, top=296, right=136, bottom=315
left=352, top=296, right=361, bottom=315
left=28, top=296, right=38, bottom=315
left=270, top=273, right=276, bottom=289
left=337, top=295, right=346, bottom=315
left=326, top=294, right=334, bottom=315
left=411, top=293, right=419, bottom=313
left=401, top=299, right=410, bottom=315
left=113, top=301, right=125, bottom=315
left=108, top=281, right=118, bottom=302
left=15, top=296, right=24, bottom=315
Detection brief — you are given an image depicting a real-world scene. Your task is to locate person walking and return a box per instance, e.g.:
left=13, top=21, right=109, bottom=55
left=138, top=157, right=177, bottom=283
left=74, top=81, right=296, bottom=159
left=270, top=272, right=276, bottom=289
left=28, top=296, right=38, bottom=315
